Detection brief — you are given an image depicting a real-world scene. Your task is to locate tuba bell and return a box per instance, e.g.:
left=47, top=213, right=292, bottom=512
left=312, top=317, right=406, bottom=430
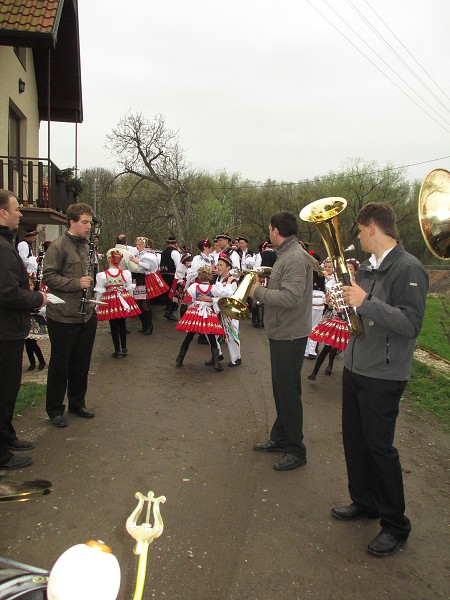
left=418, top=168, right=450, bottom=260
left=218, top=267, right=272, bottom=319
left=299, top=197, right=364, bottom=337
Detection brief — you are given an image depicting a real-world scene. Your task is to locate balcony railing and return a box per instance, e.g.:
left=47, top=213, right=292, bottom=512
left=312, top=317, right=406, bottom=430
left=0, top=156, right=78, bottom=214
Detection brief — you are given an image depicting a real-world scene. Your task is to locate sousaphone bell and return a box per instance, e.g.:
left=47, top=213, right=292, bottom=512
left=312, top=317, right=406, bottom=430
left=218, top=268, right=272, bottom=319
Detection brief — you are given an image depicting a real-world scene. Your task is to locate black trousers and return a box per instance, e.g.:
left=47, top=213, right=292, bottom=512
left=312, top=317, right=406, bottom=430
left=109, top=318, right=127, bottom=352
left=24, top=338, right=45, bottom=365
left=269, top=337, right=308, bottom=459
left=46, top=316, right=97, bottom=418
left=0, top=339, right=24, bottom=463
left=342, top=367, right=410, bottom=537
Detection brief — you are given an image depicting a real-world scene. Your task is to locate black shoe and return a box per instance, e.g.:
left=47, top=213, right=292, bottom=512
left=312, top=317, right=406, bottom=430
left=37, top=362, right=46, bottom=371
left=27, top=364, right=36, bottom=372
left=8, top=439, right=36, bottom=451
left=112, top=352, right=122, bottom=359
left=68, top=407, right=95, bottom=418
left=175, top=356, right=184, bottom=367
left=324, top=367, right=332, bottom=375
left=205, top=355, right=224, bottom=366
left=228, top=359, right=241, bottom=367
left=308, top=373, right=316, bottom=381
left=367, top=531, right=407, bottom=557
left=121, top=348, right=128, bottom=356
left=0, top=454, right=33, bottom=469
left=165, top=314, right=178, bottom=322
left=51, top=415, right=68, bottom=428
left=306, top=354, right=317, bottom=360
left=331, top=504, right=379, bottom=521
left=273, top=453, right=306, bottom=471
left=253, top=440, right=287, bottom=453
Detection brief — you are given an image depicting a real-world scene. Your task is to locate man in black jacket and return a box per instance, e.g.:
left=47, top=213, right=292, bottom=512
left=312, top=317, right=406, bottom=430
left=0, top=190, right=48, bottom=469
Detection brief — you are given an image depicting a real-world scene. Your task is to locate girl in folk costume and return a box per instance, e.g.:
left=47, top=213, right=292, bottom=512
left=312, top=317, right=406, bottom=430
left=25, top=275, right=47, bottom=371
left=211, top=253, right=242, bottom=367
left=169, top=253, right=193, bottom=318
left=128, top=237, right=168, bottom=335
left=175, top=266, right=225, bottom=371
left=190, top=238, right=216, bottom=284
left=95, top=250, right=141, bottom=358
left=308, top=258, right=359, bottom=380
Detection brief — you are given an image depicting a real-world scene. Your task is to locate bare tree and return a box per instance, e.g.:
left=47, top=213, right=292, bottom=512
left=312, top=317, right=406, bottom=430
left=106, top=112, right=193, bottom=245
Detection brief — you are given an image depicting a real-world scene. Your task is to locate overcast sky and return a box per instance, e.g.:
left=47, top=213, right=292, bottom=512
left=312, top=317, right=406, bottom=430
left=41, top=0, right=450, bottom=184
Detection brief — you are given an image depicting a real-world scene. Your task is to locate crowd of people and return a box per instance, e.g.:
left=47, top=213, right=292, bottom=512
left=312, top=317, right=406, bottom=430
left=0, top=188, right=429, bottom=559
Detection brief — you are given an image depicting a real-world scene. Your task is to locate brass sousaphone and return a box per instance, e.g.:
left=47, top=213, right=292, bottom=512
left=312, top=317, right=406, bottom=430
left=418, top=168, right=450, bottom=260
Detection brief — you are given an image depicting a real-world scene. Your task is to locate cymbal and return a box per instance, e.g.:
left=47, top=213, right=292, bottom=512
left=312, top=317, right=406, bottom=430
left=0, top=477, right=52, bottom=503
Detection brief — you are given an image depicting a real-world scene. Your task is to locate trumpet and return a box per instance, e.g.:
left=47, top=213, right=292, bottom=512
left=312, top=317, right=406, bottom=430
left=300, top=197, right=364, bottom=337
left=218, top=267, right=272, bottom=319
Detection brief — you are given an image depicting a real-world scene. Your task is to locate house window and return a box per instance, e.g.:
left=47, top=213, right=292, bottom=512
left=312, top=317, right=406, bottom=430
left=8, top=108, right=21, bottom=169
left=14, top=47, right=27, bottom=69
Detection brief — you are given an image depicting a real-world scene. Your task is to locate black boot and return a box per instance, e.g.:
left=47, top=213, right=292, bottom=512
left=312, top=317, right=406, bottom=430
left=138, top=313, right=145, bottom=333
left=212, top=347, right=224, bottom=372
left=205, top=352, right=224, bottom=366
left=142, top=311, right=153, bottom=335
left=176, top=340, right=190, bottom=367
left=251, top=305, right=258, bottom=327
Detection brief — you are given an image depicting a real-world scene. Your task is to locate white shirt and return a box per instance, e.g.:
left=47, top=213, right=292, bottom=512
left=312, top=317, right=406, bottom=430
left=369, top=247, right=395, bottom=269
left=17, top=240, right=38, bottom=275
left=94, top=268, right=134, bottom=293
left=135, top=250, right=159, bottom=275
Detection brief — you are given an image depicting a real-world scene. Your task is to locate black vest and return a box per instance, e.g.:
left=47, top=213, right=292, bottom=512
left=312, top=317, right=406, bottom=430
left=160, top=246, right=176, bottom=274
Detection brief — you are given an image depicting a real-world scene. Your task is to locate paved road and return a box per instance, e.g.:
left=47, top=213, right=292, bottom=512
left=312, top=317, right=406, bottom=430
left=1, top=315, right=448, bottom=600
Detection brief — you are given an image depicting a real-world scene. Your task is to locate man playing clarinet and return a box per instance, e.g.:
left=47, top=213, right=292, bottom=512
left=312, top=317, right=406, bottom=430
left=42, top=203, right=97, bottom=428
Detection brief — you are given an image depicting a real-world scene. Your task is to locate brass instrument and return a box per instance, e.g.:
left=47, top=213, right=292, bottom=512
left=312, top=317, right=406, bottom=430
left=418, top=168, right=450, bottom=260
left=218, top=267, right=272, bottom=319
left=299, top=197, right=364, bottom=337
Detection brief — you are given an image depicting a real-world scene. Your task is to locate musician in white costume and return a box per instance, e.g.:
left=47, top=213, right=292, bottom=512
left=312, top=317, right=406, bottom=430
left=212, top=253, right=242, bottom=367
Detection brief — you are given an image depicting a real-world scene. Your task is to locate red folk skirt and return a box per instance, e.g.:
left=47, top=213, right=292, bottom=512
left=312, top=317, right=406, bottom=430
left=145, top=271, right=169, bottom=299
left=309, top=317, right=350, bottom=351
left=176, top=302, right=224, bottom=336
left=96, top=288, right=142, bottom=321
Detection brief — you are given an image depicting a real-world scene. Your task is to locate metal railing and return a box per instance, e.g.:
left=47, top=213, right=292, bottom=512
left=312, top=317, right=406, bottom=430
left=0, top=156, right=78, bottom=214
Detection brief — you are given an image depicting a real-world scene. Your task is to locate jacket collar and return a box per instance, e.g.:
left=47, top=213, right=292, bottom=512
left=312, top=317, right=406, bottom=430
left=275, top=235, right=298, bottom=255
left=359, top=242, right=404, bottom=272
left=65, top=231, right=88, bottom=246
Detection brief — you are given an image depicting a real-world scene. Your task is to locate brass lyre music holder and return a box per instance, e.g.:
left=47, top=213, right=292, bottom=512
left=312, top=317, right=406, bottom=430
left=126, top=491, right=166, bottom=600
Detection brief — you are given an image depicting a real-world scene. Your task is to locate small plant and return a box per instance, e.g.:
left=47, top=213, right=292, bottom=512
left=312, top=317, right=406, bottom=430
left=58, top=167, right=84, bottom=195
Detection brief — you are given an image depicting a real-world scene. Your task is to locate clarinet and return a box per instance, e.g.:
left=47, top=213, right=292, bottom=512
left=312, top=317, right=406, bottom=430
left=35, top=246, right=45, bottom=291
left=78, top=233, right=96, bottom=315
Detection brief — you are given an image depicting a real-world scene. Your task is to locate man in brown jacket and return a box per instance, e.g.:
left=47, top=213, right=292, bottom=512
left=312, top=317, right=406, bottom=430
left=250, top=212, right=313, bottom=471
left=42, top=203, right=96, bottom=428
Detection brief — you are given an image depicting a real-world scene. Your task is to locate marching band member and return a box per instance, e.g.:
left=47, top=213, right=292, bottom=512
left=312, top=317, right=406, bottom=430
left=190, top=238, right=216, bottom=283
left=175, top=266, right=224, bottom=370
left=95, top=250, right=141, bottom=358
left=17, top=227, right=38, bottom=276
left=237, top=236, right=255, bottom=273
left=160, top=234, right=181, bottom=321
left=216, top=233, right=241, bottom=274
left=211, top=253, right=242, bottom=367
left=128, top=236, right=167, bottom=335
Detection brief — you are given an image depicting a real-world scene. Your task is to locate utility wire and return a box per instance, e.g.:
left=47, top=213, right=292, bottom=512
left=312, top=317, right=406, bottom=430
left=105, top=155, right=450, bottom=192
left=305, top=0, right=450, bottom=134
left=346, top=0, right=450, bottom=116
left=362, top=0, right=450, bottom=105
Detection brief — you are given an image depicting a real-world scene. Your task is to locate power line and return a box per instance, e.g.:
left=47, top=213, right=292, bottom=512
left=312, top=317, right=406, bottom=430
left=104, top=155, right=450, bottom=192
left=305, top=0, right=450, bottom=134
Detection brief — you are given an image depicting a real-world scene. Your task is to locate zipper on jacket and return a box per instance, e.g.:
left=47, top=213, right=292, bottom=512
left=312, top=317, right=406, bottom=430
left=386, top=335, right=390, bottom=364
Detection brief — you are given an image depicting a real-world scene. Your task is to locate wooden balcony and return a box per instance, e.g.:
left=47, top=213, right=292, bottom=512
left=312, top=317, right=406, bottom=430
left=0, top=156, right=79, bottom=224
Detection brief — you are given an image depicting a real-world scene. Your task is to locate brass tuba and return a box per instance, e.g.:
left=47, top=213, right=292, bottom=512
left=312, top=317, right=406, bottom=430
left=299, top=197, right=364, bottom=337
left=218, top=267, right=272, bottom=319
left=418, top=168, right=450, bottom=260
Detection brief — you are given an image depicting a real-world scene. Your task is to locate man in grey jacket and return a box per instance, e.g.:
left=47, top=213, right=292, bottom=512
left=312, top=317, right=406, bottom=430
left=43, top=203, right=97, bottom=428
left=250, top=212, right=313, bottom=471
left=331, top=202, right=428, bottom=557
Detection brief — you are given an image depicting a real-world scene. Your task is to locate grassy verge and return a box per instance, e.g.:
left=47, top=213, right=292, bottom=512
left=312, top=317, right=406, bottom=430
left=416, top=296, right=450, bottom=360
left=15, top=382, right=46, bottom=416
left=404, top=360, right=450, bottom=425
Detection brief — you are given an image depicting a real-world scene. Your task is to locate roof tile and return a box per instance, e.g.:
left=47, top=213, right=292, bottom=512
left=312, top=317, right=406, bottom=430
left=0, top=0, right=62, bottom=35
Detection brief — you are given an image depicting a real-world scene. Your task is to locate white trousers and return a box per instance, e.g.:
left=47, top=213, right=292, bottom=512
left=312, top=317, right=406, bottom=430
left=305, top=307, right=324, bottom=356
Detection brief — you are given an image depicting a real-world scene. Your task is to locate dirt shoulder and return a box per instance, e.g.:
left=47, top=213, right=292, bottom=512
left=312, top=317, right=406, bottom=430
left=1, top=316, right=449, bottom=600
